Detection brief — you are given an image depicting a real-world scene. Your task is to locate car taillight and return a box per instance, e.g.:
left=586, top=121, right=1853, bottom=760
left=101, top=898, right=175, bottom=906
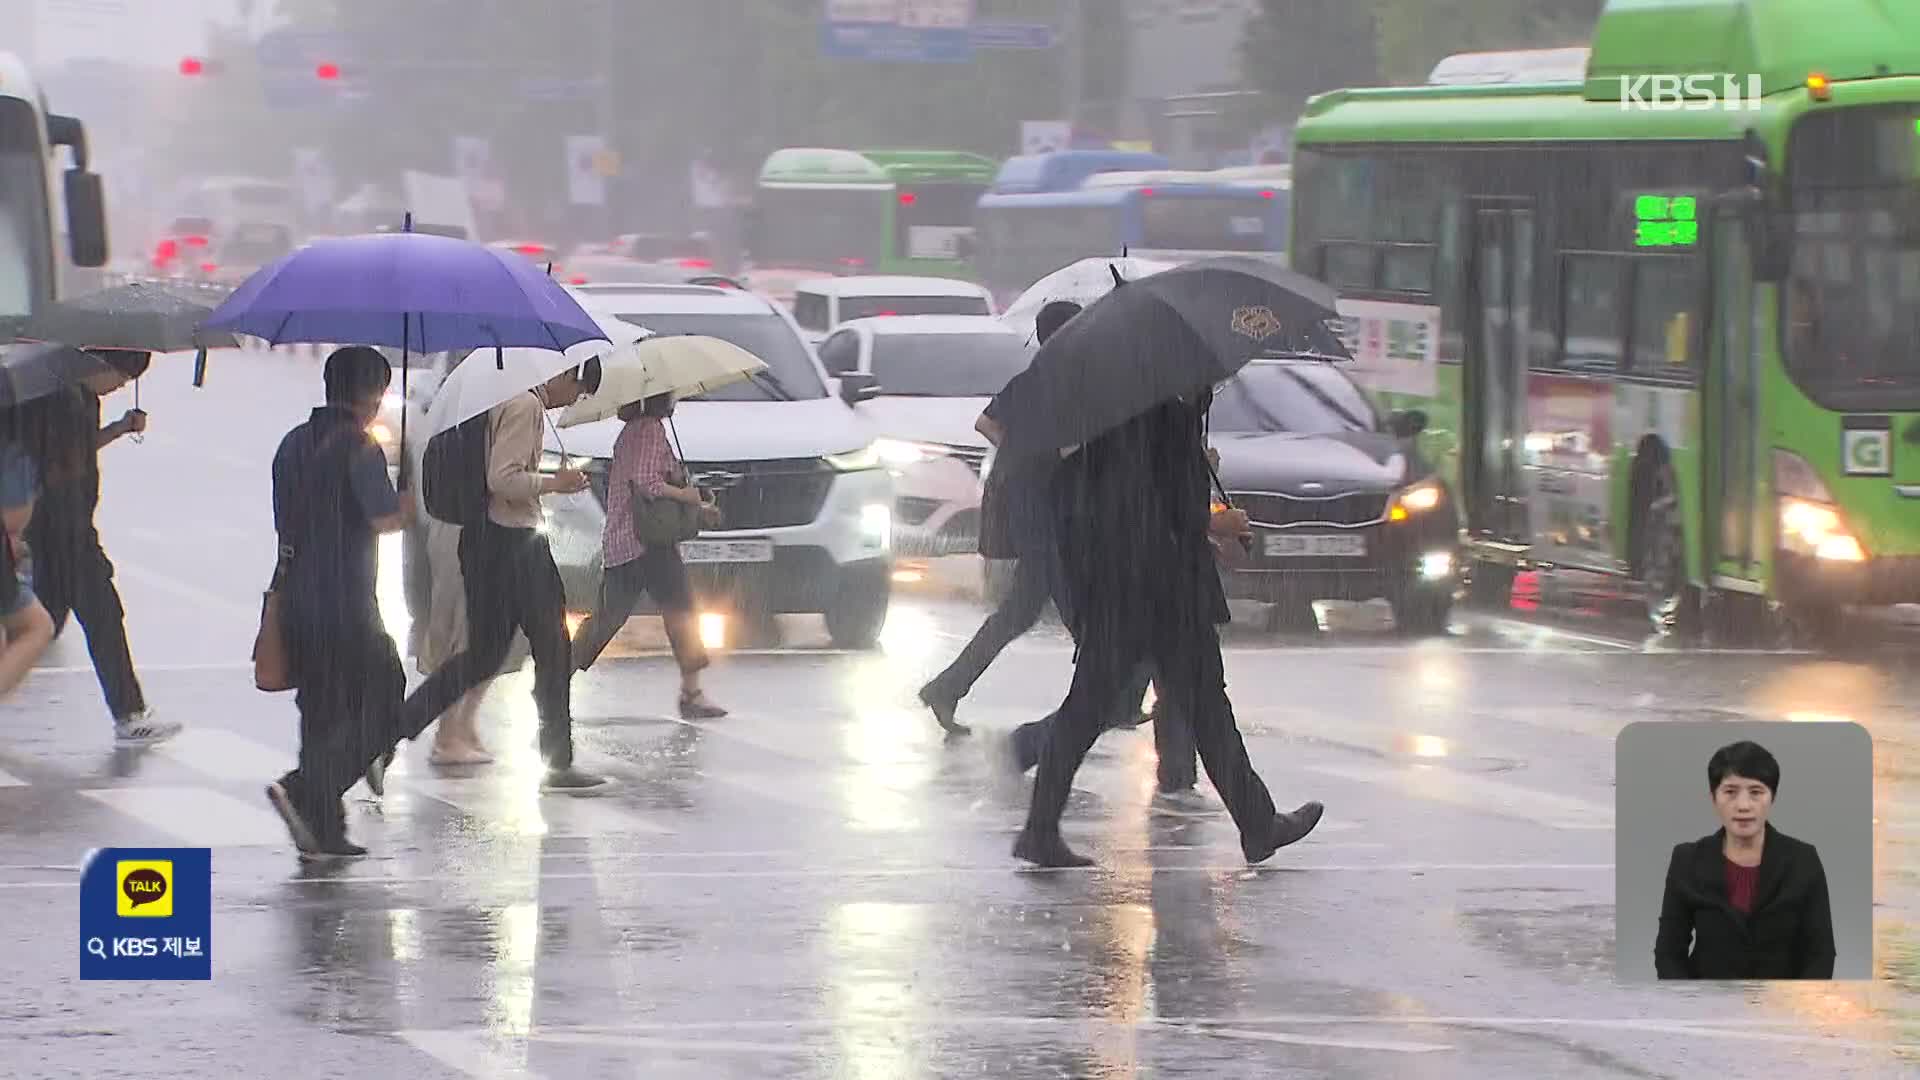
left=568, top=275, right=588, bottom=285
left=513, top=243, right=547, bottom=256
left=678, top=258, right=712, bottom=269
left=183, top=235, right=209, bottom=248
left=199, top=262, right=218, bottom=274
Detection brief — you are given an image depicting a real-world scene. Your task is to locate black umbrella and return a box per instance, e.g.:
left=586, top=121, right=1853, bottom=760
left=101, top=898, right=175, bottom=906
left=22, top=280, right=238, bottom=354
left=991, top=256, right=1349, bottom=457
left=0, top=342, right=110, bottom=409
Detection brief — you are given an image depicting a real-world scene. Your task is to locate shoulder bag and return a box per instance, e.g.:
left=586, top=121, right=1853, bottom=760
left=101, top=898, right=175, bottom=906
left=631, top=456, right=702, bottom=548
left=252, top=544, right=295, bottom=693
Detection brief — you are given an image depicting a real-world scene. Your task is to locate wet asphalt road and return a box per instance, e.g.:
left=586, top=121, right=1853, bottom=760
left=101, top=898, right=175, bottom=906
left=4, top=352, right=1920, bottom=1079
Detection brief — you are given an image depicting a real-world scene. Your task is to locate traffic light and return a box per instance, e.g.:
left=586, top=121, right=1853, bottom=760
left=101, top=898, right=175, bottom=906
left=179, top=57, right=205, bottom=76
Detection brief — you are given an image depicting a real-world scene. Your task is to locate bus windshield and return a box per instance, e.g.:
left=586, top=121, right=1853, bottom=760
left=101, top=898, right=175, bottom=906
left=0, top=98, right=52, bottom=333
left=1786, top=105, right=1920, bottom=410
left=751, top=186, right=887, bottom=270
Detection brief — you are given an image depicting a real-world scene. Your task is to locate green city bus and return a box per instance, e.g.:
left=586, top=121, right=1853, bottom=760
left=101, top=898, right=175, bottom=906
left=750, top=147, right=997, bottom=281
left=1288, top=0, right=1920, bottom=639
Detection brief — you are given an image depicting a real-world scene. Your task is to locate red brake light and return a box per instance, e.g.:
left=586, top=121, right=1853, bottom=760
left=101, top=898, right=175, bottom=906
left=179, top=57, right=204, bottom=76
left=1260, top=189, right=1275, bottom=200
left=315, top=62, right=340, bottom=80
left=183, top=235, right=209, bottom=248
left=1141, top=187, right=1156, bottom=197
left=898, top=192, right=917, bottom=206
left=877, top=310, right=898, bottom=317
left=513, top=243, right=546, bottom=256
left=677, top=258, right=712, bottom=269
left=568, top=275, right=588, bottom=285
left=154, top=239, right=178, bottom=261
left=199, top=262, right=218, bottom=274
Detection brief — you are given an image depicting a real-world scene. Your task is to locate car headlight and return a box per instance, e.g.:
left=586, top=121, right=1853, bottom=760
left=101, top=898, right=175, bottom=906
left=367, top=421, right=394, bottom=446
left=1388, top=480, right=1443, bottom=521
left=1773, top=450, right=1866, bottom=561
left=860, top=502, right=891, bottom=549
left=874, top=438, right=936, bottom=468
left=825, top=443, right=882, bottom=472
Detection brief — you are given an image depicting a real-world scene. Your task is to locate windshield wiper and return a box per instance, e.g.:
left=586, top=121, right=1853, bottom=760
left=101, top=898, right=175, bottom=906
left=1273, top=367, right=1370, bottom=431
left=751, top=369, right=795, bottom=401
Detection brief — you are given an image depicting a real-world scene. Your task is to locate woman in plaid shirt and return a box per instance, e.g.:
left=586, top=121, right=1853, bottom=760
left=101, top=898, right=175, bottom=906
left=571, top=392, right=727, bottom=719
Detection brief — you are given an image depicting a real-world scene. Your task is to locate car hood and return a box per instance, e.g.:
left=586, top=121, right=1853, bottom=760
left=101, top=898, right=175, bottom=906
left=550, top=397, right=878, bottom=463
left=1212, top=430, right=1410, bottom=495
left=854, top=396, right=991, bottom=449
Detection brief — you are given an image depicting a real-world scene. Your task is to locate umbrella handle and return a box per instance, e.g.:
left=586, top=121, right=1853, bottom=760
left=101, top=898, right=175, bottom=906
left=129, top=378, right=144, bottom=445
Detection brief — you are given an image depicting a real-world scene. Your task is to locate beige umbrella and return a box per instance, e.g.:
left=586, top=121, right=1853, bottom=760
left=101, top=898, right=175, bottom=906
left=556, top=334, right=768, bottom=428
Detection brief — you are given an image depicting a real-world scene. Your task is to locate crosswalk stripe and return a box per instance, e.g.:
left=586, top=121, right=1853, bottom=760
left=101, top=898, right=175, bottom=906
left=401, top=775, right=671, bottom=837
left=79, top=785, right=291, bottom=847
left=1303, top=762, right=1613, bottom=829
left=151, top=727, right=291, bottom=783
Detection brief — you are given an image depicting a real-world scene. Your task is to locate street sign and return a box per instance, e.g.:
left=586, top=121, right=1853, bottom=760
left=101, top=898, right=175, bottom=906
left=820, top=0, right=974, bottom=62
left=971, top=22, right=1054, bottom=49
left=1020, top=121, right=1071, bottom=155
left=566, top=135, right=607, bottom=206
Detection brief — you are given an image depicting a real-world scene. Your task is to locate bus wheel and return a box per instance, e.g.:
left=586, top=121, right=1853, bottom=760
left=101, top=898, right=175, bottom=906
left=1640, top=464, right=1703, bottom=637
left=1465, top=561, right=1515, bottom=611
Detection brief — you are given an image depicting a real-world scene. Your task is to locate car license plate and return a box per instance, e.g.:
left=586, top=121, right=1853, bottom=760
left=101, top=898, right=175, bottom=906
left=1263, top=533, right=1366, bottom=558
left=678, top=539, right=774, bottom=564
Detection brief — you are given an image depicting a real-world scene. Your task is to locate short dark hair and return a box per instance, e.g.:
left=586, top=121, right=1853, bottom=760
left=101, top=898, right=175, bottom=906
left=1036, top=300, right=1083, bottom=345
left=576, top=355, right=602, bottom=396
left=1708, top=740, right=1781, bottom=796
left=92, top=349, right=151, bottom=380
left=323, top=346, right=392, bottom=404
left=642, top=391, right=674, bottom=417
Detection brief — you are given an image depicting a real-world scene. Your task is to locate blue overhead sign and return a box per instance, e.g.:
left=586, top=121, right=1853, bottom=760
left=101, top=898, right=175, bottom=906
left=820, top=20, right=974, bottom=62
left=970, top=22, right=1055, bottom=49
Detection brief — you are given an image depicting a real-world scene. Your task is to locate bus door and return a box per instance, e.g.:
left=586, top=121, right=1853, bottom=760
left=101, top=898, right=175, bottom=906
left=1464, top=202, right=1535, bottom=542
left=1706, top=208, right=1761, bottom=581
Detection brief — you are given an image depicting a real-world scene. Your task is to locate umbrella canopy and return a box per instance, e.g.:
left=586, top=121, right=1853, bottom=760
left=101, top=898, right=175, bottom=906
left=556, top=334, right=768, bottom=429
left=200, top=229, right=606, bottom=354
left=0, top=342, right=110, bottom=409
left=22, top=281, right=239, bottom=354
left=999, top=256, right=1180, bottom=339
left=423, top=337, right=623, bottom=440
left=990, top=256, right=1348, bottom=457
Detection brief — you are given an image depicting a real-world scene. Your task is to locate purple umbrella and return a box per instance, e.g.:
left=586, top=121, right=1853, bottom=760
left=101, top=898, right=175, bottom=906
left=201, top=219, right=608, bottom=471
left=201, top=227, right=604, bottom=354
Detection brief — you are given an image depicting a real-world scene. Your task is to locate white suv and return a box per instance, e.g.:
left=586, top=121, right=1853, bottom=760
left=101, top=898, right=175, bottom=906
left=789, top=275, right=995, bottom=344
left=542, top=284, right=895, bottom=647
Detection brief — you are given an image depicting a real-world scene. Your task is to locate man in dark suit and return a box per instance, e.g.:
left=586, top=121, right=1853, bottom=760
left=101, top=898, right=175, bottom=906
left=1655, top=740, right=1836, bottom=979
left=1016, top=388, right=1323, bottom=868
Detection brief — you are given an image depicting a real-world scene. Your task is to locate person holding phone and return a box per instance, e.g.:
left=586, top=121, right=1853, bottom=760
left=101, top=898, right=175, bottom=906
left=19, top=348, right=173, bottom=746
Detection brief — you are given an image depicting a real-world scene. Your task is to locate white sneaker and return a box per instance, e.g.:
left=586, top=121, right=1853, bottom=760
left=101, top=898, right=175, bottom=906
left=114, top=710, right=182, bottom=747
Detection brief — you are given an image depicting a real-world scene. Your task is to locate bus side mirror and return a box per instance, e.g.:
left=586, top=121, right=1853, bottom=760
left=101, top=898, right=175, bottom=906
left=64, top=169, right=108, bottom=268
left=1388, top=409, right=1427, bottom=438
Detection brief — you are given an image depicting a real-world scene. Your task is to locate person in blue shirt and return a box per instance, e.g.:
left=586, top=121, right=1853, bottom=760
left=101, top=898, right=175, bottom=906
left=264, top=347, right=415, bottom=859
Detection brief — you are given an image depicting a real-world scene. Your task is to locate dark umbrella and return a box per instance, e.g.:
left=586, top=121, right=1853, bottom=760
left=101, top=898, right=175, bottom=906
left=990, top=255, right=1348, bottom=456
left=22, top=280, right=238, bottom=354
left=200, top=216, right=609, bottom=473
left=0, top=342, right=109, bottom=408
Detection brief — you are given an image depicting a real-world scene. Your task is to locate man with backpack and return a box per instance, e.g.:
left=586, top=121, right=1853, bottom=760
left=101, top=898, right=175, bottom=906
left=399, top=359, right=602, bottom=792
left=265, top=347, right=414, bottom=858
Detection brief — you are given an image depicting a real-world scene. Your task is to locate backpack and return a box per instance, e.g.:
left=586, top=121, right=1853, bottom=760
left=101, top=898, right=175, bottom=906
left=422, top=411, right=491, bottom=526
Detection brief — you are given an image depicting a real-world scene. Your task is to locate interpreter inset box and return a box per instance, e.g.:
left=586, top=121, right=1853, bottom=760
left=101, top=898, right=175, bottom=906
left=1614, top=721, right=1872, bottom=982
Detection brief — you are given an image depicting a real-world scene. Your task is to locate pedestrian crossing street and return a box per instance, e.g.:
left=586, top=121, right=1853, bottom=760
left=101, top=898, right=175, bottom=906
left=0, top=691, right=1625, bottom=860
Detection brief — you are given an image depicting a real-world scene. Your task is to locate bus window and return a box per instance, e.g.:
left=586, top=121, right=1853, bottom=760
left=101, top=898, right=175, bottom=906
left=1141, top=196, right=1272, bottom=252
left=0, top=98, right=53, bottom=328
left=1628, top=258, right=1700, bottom=378
left=1323, top=242, right=1376, bottom=290
left=1560, top=253, right=1627, bottom=373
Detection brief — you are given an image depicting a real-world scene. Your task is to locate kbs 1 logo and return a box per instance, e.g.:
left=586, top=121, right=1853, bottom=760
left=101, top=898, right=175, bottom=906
left=1620, top=74, right=1764, bottom=112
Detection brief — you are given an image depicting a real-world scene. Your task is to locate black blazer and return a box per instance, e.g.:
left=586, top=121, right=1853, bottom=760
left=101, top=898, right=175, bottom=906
left=1654, top=825, right=1836, bottom=980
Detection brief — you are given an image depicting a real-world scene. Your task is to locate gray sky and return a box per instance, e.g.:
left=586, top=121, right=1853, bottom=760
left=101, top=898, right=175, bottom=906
left=25, top=0, right=254, bottom=69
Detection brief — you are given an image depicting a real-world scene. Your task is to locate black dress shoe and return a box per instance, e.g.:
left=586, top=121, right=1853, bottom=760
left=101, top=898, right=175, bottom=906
left=918, top=686, right=971, bottom=736
left=1013, top=828, right=1094, bottom=868
left=301, top=837, right=369, bottom=861
left=1242, top=800, right=1325, bottom=864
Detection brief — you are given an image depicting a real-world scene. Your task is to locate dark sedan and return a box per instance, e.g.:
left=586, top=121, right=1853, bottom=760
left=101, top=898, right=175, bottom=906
left=1209, top=359, right=1461, bottom=633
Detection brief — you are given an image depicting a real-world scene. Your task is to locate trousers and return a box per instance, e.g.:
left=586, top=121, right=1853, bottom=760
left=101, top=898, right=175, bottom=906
left=283, top=608, right=405, bottom=841
left=572, top=546, right=707, bottom=674
left=27, top=501, right=144, bottom=718
left=403, top=523, right=575, bottom=768
left=1024, top=621, right=1276, bottom=843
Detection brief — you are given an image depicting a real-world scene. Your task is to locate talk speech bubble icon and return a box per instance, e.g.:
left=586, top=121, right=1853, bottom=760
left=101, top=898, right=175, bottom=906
left=120, top=864, right=169, bottom=907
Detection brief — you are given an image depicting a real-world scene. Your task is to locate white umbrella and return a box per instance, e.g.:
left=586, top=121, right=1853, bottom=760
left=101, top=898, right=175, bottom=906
left=999, top=256, right=1181, bottom=339
left=423, top=331, right=634, bottom=439
left=556, top=335, right=768, bottom=429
